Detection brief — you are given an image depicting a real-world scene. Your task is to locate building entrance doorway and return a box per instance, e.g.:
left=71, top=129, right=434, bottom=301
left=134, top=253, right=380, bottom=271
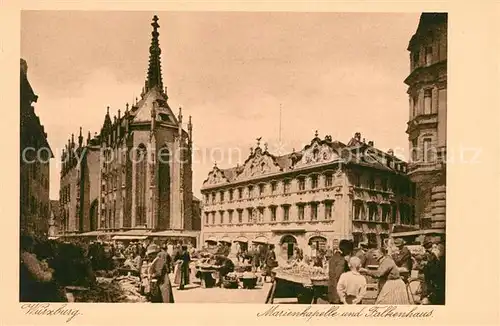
left=280, top=235, right=297, bottom=259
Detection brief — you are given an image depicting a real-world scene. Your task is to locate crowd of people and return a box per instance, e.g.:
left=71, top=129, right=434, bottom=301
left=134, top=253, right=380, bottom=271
left=328, top=237, right=446, bottom=305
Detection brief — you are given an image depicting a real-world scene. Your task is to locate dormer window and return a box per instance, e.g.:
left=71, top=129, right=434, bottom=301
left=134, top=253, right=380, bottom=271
left=158, top=113, right=169, bottom=122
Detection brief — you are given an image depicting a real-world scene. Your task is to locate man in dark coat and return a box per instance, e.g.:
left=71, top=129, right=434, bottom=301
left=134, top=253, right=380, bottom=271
left=178, top=245, right=191, bottom=290
left=392, top=238, right=413, bottom=271
left=420, top=238, right=445, bottom=305
left=327, top=239, right=354, bottom=304
left=158, top=243, right=172, bottom=274
left=355, top=242, right=368, bottom=267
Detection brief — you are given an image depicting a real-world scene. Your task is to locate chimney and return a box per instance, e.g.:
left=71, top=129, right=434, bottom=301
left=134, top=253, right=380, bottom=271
left=388, top=149, right=394, bottom=156
left=354, top=132, right=361, bottom=141
left=368, top=141, right=374, bottom=147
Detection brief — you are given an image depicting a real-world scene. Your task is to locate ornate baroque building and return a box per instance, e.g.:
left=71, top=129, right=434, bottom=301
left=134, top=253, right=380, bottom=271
left=59, top=16, right=200, bottom=240
left=402, top=13, right=447, bottom=241
left=20, top=58, right=54, bottom=238
left=201, top=132, right=416, bottom=262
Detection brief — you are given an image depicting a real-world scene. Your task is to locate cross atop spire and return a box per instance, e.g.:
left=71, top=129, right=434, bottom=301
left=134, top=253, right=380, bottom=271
left=146, top=15, right=163, bottom=93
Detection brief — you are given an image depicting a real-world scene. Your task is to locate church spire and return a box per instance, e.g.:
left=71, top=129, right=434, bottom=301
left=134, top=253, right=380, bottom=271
left=146, top=15, right=163, bottom=93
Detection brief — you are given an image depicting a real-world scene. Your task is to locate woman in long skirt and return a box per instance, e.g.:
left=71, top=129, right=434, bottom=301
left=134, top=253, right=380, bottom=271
left=147, top=244, right=174, bottom=303
left=360, top=248, right=411, bottom=305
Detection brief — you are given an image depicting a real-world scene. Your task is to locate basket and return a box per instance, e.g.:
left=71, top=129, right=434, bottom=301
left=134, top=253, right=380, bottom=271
left=310, top=278, right=329, bottom=287
left=222, top=278, right=239, bottom=289
left=241, top=277, right=257, bottom=289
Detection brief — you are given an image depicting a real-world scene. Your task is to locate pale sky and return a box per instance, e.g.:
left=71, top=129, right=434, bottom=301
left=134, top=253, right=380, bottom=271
left=20, top=11, right=421, bottom=200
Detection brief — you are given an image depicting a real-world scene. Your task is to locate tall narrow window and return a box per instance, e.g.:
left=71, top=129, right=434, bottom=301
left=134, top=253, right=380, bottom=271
left=310, top=202, right=318, bottom=220
left=258, top=207, right=264, bottom=223
left=423, top=138, right=433, bottom=163
left=311, top=175, right=318, bottom=189
left=424, top=89, right=432, bottom=115
left=425, top=46, right=433, bottom=66
left=220, top=191, right=225, bottom=202
left=238, top=209, right=243, bottom=223
left=211, top=212, right=216, bottom=224
left=158, top=146, right=171, bottom=229
left=228, top=210, right=233, bottom=224
left=205, top=212, right=209, bottom=225
left=135, top=145, right=147, bottom=227
left=411, top=138, right=419, bottom=162
left=298, top=205, right=305, bottom=220
left=413, top=51, right=420, bottom=68
left=325, top=201, right=333, bottom=219
left=382, top=205, right=390, bottom=222
left=298, top=178, right=306, bottom=191
left=238, top=188, right=243, bottom=199
left=353, top=201, right=365, bottom=220
left=258, top=184, right=265, bottom=196
left=368, top=203, right=378, bottom=221
left=283, top=205, right=290, bottom=221
left=219, top=211, right=224, bottom=224
left=325, top=173, right=333, bottom=187
left=283, top=180, right=291, bottom=194
left=270, top=206, right=277, bottom=222
left=248, top=185, right=254, bottom=198
left=369, top=176, right=375, bottom=189
left=271, top=181, right=277, bottom=194
left=229, top=189, right=233, bottom=201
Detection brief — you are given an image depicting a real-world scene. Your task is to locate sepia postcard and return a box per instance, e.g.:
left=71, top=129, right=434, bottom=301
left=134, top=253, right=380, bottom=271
left=1, top=1, right=499, bottom=326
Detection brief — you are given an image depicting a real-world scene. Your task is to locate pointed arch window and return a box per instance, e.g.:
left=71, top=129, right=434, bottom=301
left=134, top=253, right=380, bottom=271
left=135, top=144, right=147, bottom=227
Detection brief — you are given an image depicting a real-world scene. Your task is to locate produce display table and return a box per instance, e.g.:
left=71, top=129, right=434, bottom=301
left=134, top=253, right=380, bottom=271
left=265, top=271, right=319, bottom=304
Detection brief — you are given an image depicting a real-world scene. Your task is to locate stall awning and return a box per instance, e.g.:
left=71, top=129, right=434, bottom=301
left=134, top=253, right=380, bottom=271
left=80, top=230, right=105, bottom=236
left=205, top=236, right=218, bottom=242
left=234, top=236, right=248, bottom=243
left=112, top=235, right=148, bottom=240
left=151, top=230, right=199, bottom=238
left=220, top=236, right=231, bottom=243
left=252, top=236, right=269, bottom=244
left=391, top=229, right=445, bottom=237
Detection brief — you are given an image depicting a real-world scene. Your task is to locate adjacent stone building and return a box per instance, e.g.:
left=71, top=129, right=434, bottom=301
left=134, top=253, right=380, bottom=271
left=20, top=58, right=53, bottom=238
left=201, top=132, right=416, bottom=262
left=59, top=15, right=200, bottom=241
left=401, top=13, right=447, bottom=241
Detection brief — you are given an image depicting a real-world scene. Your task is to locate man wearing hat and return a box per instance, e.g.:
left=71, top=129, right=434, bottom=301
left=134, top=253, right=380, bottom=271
left=392, top=238, right=413, bottom=272
left=355, top=242, right=368, bottom=267
left=420, top=237, right=445, bottom=305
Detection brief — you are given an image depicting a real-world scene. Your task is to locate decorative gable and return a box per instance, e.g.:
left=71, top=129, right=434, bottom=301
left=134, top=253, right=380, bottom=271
left=294, top=137, right=340, bottom=169
left=203, top=166, right=230, bottom=186
left=234, top=146, right=281, bottom=181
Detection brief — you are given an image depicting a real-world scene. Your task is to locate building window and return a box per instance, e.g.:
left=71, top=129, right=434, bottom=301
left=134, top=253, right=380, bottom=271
left=248, top=185, right=254, bottom=198
left=283, top=180, right=291, bottom=194
left=382, top=205, right=390, bottom=222
left=423, top=138, right=434, bottom=163
left=411, top=138, right=418, bottom=162
left=237, top=209, right=243, bottom=223
left=325, top=201, right=333, bottom=219
left=368, top=203, right=378, bottom=221
left=298, top=178, right=306, bottom=191
left=248, top=208, right=254, bottom=223
left=220, top=191, right=225, bottom=202
left=258, top=184, right=265, bottom=196
left=238, top=188, right=243, bottom=199
left=298, top=205, right=305, bottom=220
left=270, top=206, right=277, bottom=222
left=228, top=210, right=233, bottom=224
left=283, top=205, right=290, bottom=221
left=135, top=145, right=147, bottom=227
left=229, top=189, right=233, bottom=201
left=424, top=89, right=432, bottom=115
left=205, top=194, right=209, bottom=204
left=353, top=201, right=365, bottom=220
left=219, top=211, right=224, bottom=224
left=271, top=181, right=277, bottom=194
left=425, top=46, right=432, bottom=66
left=311, top=175, right=318, bottom=189
left=412, top=94, right=418, bottom=117
left=325, top=173, right=333, bottom=187
left=310, top=202, right=318, bottom=220
left=211, top=192, right=216, bottom=204
left=258, top=207, right=264, bottom=223
left=369, top=176, right=375, bottom=189
left=211, top=212, right=216, bottom=225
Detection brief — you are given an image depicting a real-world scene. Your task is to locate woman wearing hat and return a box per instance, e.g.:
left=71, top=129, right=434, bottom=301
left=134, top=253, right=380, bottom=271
left=360, top=247, right=411, bottom=304
left=146, top=244, right=174, bottom=303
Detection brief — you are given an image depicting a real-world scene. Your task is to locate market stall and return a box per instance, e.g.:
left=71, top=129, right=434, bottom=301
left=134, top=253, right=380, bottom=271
left=265, top=262, right=328, bottom=304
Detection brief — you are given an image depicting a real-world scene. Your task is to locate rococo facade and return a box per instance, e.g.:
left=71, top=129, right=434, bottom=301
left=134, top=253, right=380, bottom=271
left=201, top=132, right=417, bottom=263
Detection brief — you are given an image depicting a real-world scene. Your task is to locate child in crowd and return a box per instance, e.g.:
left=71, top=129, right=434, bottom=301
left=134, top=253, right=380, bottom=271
left=336, top=256, right=367, bottom=304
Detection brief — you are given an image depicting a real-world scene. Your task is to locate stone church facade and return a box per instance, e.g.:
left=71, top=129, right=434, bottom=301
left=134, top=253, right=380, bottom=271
left=59, top=16, right=199, bottom=239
